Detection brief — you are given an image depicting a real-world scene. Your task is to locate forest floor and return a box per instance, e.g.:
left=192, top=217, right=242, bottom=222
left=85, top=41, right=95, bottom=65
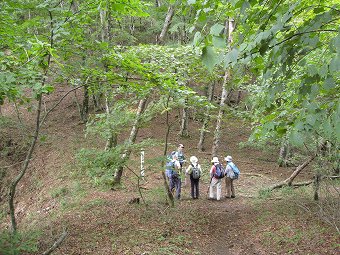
left=0, top=86, right=339, bottom=255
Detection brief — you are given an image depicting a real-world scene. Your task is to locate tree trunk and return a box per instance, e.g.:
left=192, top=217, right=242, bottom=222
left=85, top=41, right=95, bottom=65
left=179, top=97, right=189, bottom=137
left=278, top=138, right=289, bottom=167
left=211, top=71, right=230, bottom=156
left=158, top=5, right=175, bottom=44
left=198, top=82, right=215, bottom=151
left=162, top=171, right=174, bottom=207
left=80, top=84, right=89, bottom=122
left=211, top=18, right=235, bottom=157
left=104, top=95, right=117, bottom=150
left=8, top=9, right=55, bottom=233
left=99, top=4, right=109, bottom=43
left=155, top=0, right=161, bottom=7
left=163, top=95, right=172, bottom=158
left=113, top=98, right=148, bottom=185
left=313, top=173, right=321, bottom=201
left=9, top=97, right=42, bottom=233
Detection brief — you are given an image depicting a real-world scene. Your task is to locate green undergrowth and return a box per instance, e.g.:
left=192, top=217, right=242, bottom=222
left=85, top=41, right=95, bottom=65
left=0, top=230, right=41, bottom=255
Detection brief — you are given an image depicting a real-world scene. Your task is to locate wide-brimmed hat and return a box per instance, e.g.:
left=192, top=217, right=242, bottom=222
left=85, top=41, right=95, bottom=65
left=190, top=156, right=198, bottom=163
left=225, top=155, right=233, bottom=162
left=211, top=156, right=219, bottom=163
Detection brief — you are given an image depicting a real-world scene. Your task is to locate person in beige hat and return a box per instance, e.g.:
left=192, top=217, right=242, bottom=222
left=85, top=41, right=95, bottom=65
left=209, top=156, right=225, bottom=200
left=224, top=155, right=237, bottom=198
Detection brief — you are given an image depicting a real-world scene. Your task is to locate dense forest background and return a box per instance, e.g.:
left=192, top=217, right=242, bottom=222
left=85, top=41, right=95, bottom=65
left=0, top=0, right=339, bottom=254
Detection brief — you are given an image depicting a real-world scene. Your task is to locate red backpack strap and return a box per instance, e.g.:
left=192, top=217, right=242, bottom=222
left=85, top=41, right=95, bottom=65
left=212, top=165, right=216, bottom=175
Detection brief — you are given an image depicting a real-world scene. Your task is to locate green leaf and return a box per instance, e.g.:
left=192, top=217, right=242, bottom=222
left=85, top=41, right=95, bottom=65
left=318, top=64, right=328, bottom=78
left=212, top=36, right=226, bottom=48
left=210, top=23, right=225, bottom=36
left=306, top=114, right=316, bottom=126
left=187, top=0, right=196, bottom=4
left=290, top=130, right=304, bottom=147
left=224, top=48, right=239, bottom=67
left=329, top=54, right=340, bottom=72
left=331, top=35, right=340, bottom=52
left=193, top=31, right=201, bottom=46
left=322, top=118, right=332, bottom=139
left=313, top=7, right=325, bottom=14
left=202, top=46, right=218, bottom=72
left=323, top=77, right=335, bottom=91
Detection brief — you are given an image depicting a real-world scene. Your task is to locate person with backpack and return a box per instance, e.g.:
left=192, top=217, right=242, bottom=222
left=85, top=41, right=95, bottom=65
left=165, top=151, right=176, bottom=181
left=176, top=143, right=187, bottom=186
left=209, top=156, right=225, bottom=201
left=185, top=156, right=202, bottom=199
left=167, top=152, right=182, bottom=199
left=224, top=155, right=240, bottom=198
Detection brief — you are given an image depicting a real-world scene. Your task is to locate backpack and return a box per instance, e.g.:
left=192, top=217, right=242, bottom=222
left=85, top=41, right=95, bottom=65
left=166, top=160, right=179, bottom=179
left=191, top=164, right=200, bottom=179
left=213, top=164, right=225, bottom=179
left=228, top=162, right=240, bottom=180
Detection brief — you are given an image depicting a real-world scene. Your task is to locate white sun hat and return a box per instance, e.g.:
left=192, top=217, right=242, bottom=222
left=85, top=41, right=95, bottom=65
left=225, top=155, right=233, bottom=162
left=211, top=156, right=219, bottom=163
left=190, top=156, right=198, bottom=163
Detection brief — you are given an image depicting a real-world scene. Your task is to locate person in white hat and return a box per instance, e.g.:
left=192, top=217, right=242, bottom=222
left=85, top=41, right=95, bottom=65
left=209, top=156, right=224, bottom=201
left=185, top=156, right=202, bottom=199
left=224, top=155, right=236, bottom=198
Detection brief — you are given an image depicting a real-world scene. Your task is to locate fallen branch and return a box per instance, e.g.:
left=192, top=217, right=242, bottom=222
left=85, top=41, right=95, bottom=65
left=323, top=175, right=340, bottom=180
left=42, top=229, right=68, bottom=255
left=291, top=180, right=314, bottom=187
left=40, top=85, right=84, bottom=127
left=241, top=172, right=266, bottom=178
left=271, top=154, right=316, bottom=190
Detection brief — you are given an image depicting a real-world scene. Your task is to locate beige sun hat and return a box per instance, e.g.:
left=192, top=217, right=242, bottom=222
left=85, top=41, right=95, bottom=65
left=190, top=156, right=198, bottom=163
left=225, top=155, right=233, bottom=162
left=211, top=156, right=219, bottom=163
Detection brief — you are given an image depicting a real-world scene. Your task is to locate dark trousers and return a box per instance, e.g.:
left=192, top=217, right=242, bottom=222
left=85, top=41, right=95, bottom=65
left=190, top=176, right=199, bottom=199
left=170, top=176, right=181, bottom=199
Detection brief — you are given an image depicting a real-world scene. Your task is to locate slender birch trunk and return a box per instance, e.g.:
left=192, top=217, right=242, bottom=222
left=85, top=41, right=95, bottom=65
left=158, top=5, right=175, bottom=44
left=104, top=95, right=117, bottom=150
left=278, top=138, right=289, bottom=167
left=179, top=97, right=189, bottom=137
left=211, top=18, right=235, bottom=156
left=113, top=98, right=148, bottom=185
left=198, top=82, right=215, bottom=151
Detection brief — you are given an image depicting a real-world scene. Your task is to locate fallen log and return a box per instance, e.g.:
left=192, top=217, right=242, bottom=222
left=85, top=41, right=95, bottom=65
left=271, top=154, right=316, bottom=190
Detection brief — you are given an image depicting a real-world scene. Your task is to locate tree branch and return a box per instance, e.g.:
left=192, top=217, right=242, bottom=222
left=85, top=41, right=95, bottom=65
left=39, top=85, right=84, bottom=128
left=125, top=165, right=147, bottom=205
left=42, top=229, right=68, bottom=255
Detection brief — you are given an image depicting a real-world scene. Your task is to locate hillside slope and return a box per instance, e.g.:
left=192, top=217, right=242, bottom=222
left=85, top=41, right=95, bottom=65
left=0, top=85, right=339, bottom=255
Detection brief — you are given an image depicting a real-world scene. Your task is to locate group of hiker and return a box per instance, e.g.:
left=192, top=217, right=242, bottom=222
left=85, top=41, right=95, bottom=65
left=165, top=144, right=240, bottom=201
